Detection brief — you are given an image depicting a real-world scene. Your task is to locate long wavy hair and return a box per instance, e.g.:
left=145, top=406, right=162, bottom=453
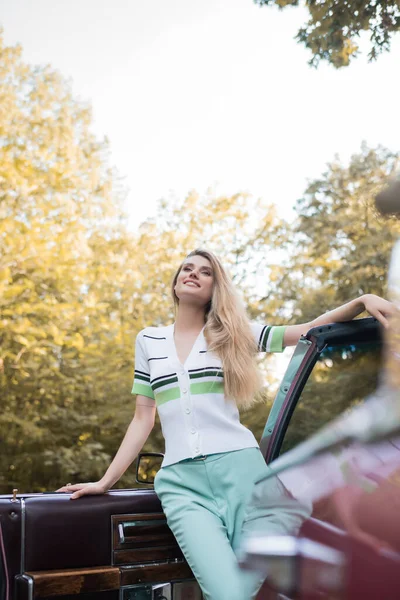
left=171, top=249, right=262, bottom=409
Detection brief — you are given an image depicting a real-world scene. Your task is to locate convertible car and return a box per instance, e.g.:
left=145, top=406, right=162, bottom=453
left=1, top=317, right=398, bottom=600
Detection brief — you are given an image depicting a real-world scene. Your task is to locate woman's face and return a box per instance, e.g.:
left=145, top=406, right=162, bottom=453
left=174, top=255, right=214, bottom=307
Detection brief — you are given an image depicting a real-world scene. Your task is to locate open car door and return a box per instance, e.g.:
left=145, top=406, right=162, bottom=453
left=250, top=317, right=400, bottom=599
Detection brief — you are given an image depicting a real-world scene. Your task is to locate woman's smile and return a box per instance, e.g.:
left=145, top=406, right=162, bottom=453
left=174, top=255, right=214, bottom=305
left=184, top=280, right=200, bottom=288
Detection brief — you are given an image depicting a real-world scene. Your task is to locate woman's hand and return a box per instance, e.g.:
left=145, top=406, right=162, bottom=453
left=284, top=293, right=397, bottom=347
left=55, top=481, right=108, bottom=500
left=362, top=294, right=397, bottom=328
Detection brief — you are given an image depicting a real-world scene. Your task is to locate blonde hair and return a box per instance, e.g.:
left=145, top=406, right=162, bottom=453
left=171, top=249, right=262, bottom=409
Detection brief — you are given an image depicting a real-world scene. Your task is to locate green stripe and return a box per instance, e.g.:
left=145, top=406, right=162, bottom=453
left=134, top=373, right=150, bottom=382
left=152, top=376, right=178, bottom=391
left=155, top=387, right=181, bottom=406
left=189, top=371, right=223, bottom=380
left=269, top=326, right=286, bottom=353
left=260, top=326, right=272, bottom=351
left=190, top=381, right=224, bottom=395
left=131, top=382, right=155, bottom=399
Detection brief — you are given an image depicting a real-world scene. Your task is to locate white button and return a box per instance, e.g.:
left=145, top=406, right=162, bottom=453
left=185, top=408, right=191, bottom=414
left=195, top=447, right=199, bottom=453
left=191, top=428, right=196, bottom=434
left=181, top=369, right=186, bottom=375
left=182, top=388, right=188, bottom=394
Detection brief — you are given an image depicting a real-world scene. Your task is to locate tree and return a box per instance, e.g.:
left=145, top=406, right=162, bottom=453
left=0, top=30, right=288, bottom=492
left=269, top=144, right=400, bottom=454
left=4, top=30, right=398, bottom=494
left=254, top=1, right=400, bottom=67
left=0, top=30, right=134, bottom=492
left=272, top=143, right=400, bottom=323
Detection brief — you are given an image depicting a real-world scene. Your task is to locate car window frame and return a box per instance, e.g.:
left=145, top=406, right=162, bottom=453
left=260, top=317, right=383, bottom=464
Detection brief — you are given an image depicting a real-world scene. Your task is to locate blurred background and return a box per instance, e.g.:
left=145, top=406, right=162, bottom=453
left=1, top=0, right=400, bottom=493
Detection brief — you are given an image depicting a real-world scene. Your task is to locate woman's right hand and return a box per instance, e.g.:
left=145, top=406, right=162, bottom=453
left=55, top=481, right=108, bottom=500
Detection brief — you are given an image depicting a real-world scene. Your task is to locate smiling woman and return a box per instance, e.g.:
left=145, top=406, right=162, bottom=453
left=173, top=256, right=214, bottom=313
left=57, top=248, right=395, bottom=600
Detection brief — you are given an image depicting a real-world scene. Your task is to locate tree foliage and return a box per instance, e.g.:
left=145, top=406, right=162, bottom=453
left=281, top=343, right=382, bottom=454
left=0, top=33, right=286, bottom=493
left=269, top=143, right=400, bottom=326
left=270, top=144, right=400, bottom=453
left=2, top=31, right=400, bottom=494
left=0, top=31, right=135, bottom=492
left=254, top=1, right=400, bottom=67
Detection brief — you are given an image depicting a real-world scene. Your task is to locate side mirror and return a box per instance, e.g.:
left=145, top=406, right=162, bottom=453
left=136, top=452, right=164, bottom=485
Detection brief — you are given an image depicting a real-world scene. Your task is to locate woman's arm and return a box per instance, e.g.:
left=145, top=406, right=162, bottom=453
left=283, top=294, right=396, bottom=347
left=56, top=395, right=156, bottom=499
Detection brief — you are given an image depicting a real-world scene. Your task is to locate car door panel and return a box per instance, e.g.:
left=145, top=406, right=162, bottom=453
left=251, top=317, right=400, bottom=599
left=1, top=490, right=197, bottom=600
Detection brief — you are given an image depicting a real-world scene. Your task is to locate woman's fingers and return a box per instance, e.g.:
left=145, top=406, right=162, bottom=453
left=55, top=483, right=88, bottom=493
left=365, top=306, right=387, bottom=328
left=69, top=482, right=106, bottom=500
left=55, top=485, right=74, bottom=492
left=364, top=297, right=398, bottom=328
left=376, top=311, right=389, bottom=329
left=55, top=481, right=107, bottom=498
left=70, top=489, right=86, bottom=500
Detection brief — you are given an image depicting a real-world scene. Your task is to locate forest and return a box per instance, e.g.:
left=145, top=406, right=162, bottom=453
left=1, top=29, right=400, bottom=493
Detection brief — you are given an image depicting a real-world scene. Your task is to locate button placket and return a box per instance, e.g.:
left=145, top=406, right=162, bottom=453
left=177, top=364, right=201, bottom=456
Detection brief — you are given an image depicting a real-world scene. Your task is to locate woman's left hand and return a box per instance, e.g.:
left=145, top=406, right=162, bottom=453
left=362, top=294, right=397, bottom=328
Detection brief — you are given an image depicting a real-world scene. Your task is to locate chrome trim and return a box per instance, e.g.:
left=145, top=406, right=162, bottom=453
left=16, top=574, right=34, bottom=600
left=121, top=559, right=186, bottom=570
left=152, top=582, right=171, bottom=599
left=121, top=519, right=167, bottom=528
left=300, top=537, right=344, bottom=565
left=118, top=523, right=125, bottom=544
left=0, top=522, right=10, bottom=600
left=119, top=577, right=199, bottom=600
left=243, top=535, right=344, bottom=566
left=20, top=498, right=26, bottom=574
left=110, top=514, right=115, bottom=566
left=112, top=516, right=167, bottom=554
left=240, top=535, right=345, bottom=594
left=119, top=584, right=152, bottom=600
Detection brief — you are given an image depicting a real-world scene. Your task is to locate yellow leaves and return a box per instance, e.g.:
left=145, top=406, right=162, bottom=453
left=14, top=334, right=30, bottom=347
left=47, top=322, right=65, bottom=346
left=334, top=38, right=359, bottom=69
left=32, top=347, right=47, bottom=356
left=78, top=432, right=91, bottom=446
left=71, top=332, right=85, bottom=351
left=1, top=29, right=295, bottom=492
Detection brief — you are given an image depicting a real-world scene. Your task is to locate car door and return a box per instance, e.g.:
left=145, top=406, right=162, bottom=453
left=0, top=487, right=202, bottom=600
left=260, top=317, right=383, bottom=466
left=253, top=317, right=400, bottom=599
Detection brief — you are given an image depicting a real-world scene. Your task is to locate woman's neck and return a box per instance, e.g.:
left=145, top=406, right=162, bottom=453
left=174, top=304, right=206, bottom=333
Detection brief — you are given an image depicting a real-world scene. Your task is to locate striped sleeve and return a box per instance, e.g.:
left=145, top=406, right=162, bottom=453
left=131, top=332, right=155, bottom=400
left=250, top=322, right=287, bottom=353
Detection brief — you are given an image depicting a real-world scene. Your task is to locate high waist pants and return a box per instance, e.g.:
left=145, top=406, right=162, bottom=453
left=154, top=448, right=310, bottom=600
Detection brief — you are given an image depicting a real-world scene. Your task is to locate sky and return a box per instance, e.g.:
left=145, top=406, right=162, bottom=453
left=2, top=0, right=400, bottom=232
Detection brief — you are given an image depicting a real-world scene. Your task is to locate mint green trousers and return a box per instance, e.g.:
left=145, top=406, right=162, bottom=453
left=154, top=448, right=310, bottom=600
